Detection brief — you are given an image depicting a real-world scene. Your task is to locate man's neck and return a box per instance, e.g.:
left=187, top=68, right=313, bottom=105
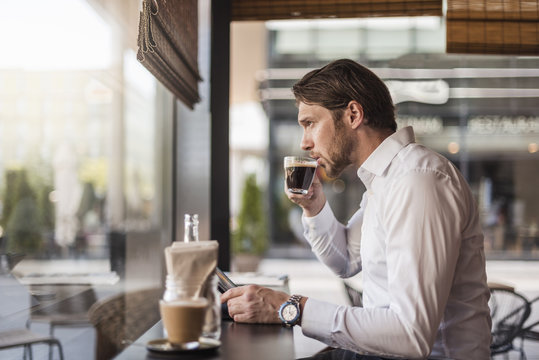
left=355, top=127, right=394, bottom=167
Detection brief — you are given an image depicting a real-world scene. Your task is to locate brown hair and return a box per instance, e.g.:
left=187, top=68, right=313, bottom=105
left=292, top=59, right=396, bottom=132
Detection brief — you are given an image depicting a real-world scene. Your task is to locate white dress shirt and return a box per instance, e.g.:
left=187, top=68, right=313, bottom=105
left=300, top=127, right=492, bottom=359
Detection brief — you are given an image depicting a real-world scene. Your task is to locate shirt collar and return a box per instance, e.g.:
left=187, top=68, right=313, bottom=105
left=357, top=126, right=416, bottom=180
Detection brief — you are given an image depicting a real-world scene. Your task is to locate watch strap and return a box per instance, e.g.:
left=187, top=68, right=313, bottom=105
left=289, top=294, right=302, bottom=305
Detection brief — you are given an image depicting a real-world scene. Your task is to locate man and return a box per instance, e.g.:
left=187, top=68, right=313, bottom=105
left=221, top=59, right=492, bottom=359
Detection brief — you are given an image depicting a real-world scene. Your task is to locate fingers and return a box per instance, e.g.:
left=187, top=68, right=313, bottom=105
left=220, top=285, right=247, bottom=303
left=223, top=285, right=287, bottom=324
left=285, top=182, right=314, bottom=202
left=287, top=188, right=317, bottom=208
left=224, top=285, right=261, bottom=323
left=232, top=313, right=256, bottom=323
left=226, top=298, right=253, bottom=323
left=283, top=180, right=308, bottom=199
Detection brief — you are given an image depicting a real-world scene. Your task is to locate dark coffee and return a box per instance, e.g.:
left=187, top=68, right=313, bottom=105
left=286, top=164, right=316, bottom=194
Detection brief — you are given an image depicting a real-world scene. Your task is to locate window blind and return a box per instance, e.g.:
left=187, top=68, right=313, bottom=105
left=447, top=0, right=539, bottom=55
left=137, top=0, right=201, bottom=108
left=231, top=0, right=443, bottom=21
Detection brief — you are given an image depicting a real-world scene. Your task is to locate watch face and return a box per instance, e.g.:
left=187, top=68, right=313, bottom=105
left=282, top=303, right=298, bottom=321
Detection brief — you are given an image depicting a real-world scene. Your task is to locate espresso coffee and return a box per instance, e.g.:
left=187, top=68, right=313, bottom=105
left=160, top=298, right=208, bottom=345
left=285, top=163, right=317, bottom=194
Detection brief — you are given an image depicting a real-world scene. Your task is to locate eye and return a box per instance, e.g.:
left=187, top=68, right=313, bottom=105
left=299, top=119, right=314, bottom=129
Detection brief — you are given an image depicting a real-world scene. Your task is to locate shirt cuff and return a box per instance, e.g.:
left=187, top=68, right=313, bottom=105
left=301, top=297, right=339, bottom=344
left=301, top=201, right=335, bottom=238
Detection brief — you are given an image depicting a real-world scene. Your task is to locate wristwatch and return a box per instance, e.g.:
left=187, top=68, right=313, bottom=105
left=278, top=294, right=302, bottom=327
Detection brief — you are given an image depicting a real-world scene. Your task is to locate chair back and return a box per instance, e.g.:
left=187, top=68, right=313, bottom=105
left=88, top=287, right=162, bottom=360
left=489, top=288, right=531, bottom=353
left=520, top=295, right=539, bottom=343
left=31, top=285, right=96, bottom=324
left=343, top=281, right=363, bottom=307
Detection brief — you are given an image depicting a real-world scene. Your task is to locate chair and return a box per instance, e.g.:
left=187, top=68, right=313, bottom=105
left=343, top=281, right=363, bottom=307
left=88, top=287, right=162, bottom=360
left=27, top=285, right=97, bottom=335
left=25, top=284, right=96, bottom=359
left=0, top=252, right=25, bottom=275
left=518, top=295, right=539, bottom=350
left=489, top=287, right=531, bottom=360
left=488, top=282, right=515, bottom=292
left=0, top=328, right=64, bottom=360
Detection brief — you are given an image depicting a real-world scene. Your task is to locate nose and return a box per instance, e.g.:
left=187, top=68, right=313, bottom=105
left=300, top=131, right=313, bottom=151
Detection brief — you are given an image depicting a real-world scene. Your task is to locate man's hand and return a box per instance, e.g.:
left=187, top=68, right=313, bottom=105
left=220, top=285, right=289, bottom=324
left=285, top=170, right=326, bottom=217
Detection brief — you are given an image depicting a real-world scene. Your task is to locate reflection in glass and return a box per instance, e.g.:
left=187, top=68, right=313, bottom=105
left=0, top=1, right=171, bottom=359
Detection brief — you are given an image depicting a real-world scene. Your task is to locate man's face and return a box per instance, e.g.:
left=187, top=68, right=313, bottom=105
left=298, top=102, right=356, bottom=178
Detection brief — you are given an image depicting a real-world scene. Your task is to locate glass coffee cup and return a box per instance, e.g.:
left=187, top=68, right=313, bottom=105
left=159, top=297, right=208, bottom=347
left=284, top=156, right=318, bottom=195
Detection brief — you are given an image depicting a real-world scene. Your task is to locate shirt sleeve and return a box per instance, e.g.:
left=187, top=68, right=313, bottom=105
left=301, top=193, right=366, bottom=278
left=301, top=169, right=465, bottom=358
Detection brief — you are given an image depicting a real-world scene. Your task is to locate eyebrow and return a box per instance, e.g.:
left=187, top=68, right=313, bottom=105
left=298, top=117, right=313, bottom=125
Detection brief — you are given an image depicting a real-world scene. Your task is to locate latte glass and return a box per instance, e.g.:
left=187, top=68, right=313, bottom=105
left=160, top=297, right=208, bottom=346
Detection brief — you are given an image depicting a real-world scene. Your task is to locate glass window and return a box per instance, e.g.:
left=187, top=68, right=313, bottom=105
left=0, top=1, right=172, bottom=358
left=416, top=25, right=446, bottom=53
left=365, top=29, right=411, bottom=60
left=258, top=18, right=539, bottom=262
left=275, top=29, right=313, bottom=55
left=316, top=29, right=361, bottom=60
left=410, top=115, right=539, bottom=258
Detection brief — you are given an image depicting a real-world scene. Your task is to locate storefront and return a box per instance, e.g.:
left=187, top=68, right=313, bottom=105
left=258, top=23, right=539, bottom=260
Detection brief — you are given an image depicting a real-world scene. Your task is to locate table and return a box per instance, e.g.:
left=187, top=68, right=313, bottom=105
left=114, top=320, right=296, bottom=360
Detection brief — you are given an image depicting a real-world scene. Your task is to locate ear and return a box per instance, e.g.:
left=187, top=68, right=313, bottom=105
left=346, top=101, right=364, bottom=130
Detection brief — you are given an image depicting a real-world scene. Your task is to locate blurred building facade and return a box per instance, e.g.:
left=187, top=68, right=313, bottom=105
left=230, top=18, right=539, bottom=260
left=0, top=0, right=179, bottom=291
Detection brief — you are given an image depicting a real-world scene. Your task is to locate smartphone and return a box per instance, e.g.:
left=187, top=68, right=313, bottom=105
left=216, top=267, right=237, bottom=293
left=216, top=267, right=236, bottom=321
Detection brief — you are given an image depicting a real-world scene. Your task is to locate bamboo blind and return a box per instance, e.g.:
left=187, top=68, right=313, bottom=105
left=137, top=0, right=201, bottom=108
left=231, top=0, right=443, bottom=21
left=447, top=0, right=539, bottom=55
